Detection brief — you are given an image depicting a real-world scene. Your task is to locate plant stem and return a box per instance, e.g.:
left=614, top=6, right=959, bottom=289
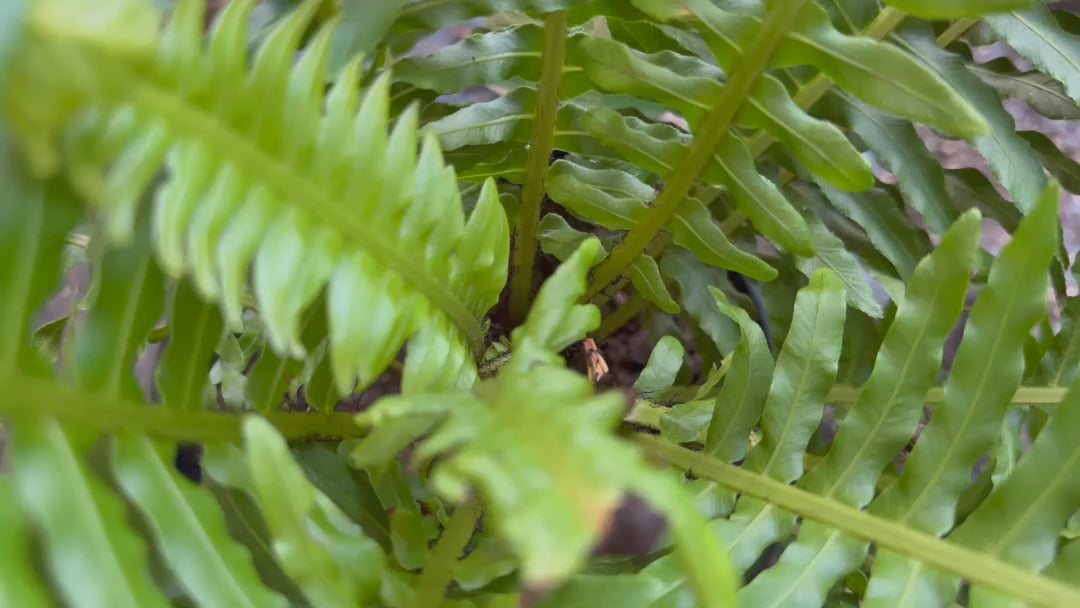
left=635, top=434, right=1080, bottom=608
left=827, top=384, right=1067, bottom=406
left=864, top=6, right=909, bottom=38
left=626, top=386, right=1068, bottom=432
left=584, top=0, right=811, bottom=302
left=589, top=233, right=672, bottom=309
left=0, top=372, right=364, bottom=443
left=509, top=11, right=568, bottom=324
left=408, top=497, right=483, bottom=608
left=593, top=295, right=646, bottom=339
left=936, top=18, right=978, bottom=47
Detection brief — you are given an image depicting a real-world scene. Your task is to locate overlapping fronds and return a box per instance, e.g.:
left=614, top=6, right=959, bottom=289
left=388, top=0, right=1000, bottom=323
left=3, top=415, right=394, bottom=608
left=4, top=0, right=1080, bottom=607
left=563, top=183, right=1080, bottom=607
left=1, top=0, right=510, bottom=397
left=354, top=239, right=737, bottom=604
left=0, top=144, right=389, bottom=607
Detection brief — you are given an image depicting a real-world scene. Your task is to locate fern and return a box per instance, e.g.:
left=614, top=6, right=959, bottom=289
left=357, top=239, right=735, bottom=602
left=620, top=184, right=1078, bottom=608
left=3, top=0, right=510, bottom=398
left=4, top=0, right=1080, bottom=606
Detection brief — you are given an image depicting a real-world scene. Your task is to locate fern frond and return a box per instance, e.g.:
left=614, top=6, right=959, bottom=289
left=2, top=0, right=510, bottom=394
left=11, top=419, right=175, bottom=607
left=734, top=207, right=982, bottom=606
left=984, top=4, right=1080, bottom=104
left=712, top=266, right=847, bottom=569
left=7, top=1, right=1080, bottom=606
left=358, top=240, right=737, bottom=604
left=0, top=113, right=389, bottom=608
left=970, top=56, right=1080, bottom=121
left=703, top=289, right=774, bottom=462
left=917, top=370, right=1080, bottom=604
left=609, top=183, right=1078, bottom=608
left=4, top=411, right=388, bottom=607
left=894, top=24, right=1049, bottom=213
left=861, top=180, right=1061, bottom=606
left=396, top=0, right=1000, bottom=320
left=638, top=431, right=1080, bottom=608
left=112, top=434, right=293, bottom=607
left=239, top=418, right=386, bottom=605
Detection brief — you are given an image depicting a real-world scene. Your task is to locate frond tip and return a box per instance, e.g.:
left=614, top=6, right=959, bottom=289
left=1, top=0, right=511, bottom=393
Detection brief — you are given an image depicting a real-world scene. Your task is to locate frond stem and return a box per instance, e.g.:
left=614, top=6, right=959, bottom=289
left=827, top=384, right=1066, bottom=406
left=408, top=497, right=484, bottom=608
left=626, top=386, right=1067, bottom=433
left=126, top=84, right=485, bottom=349
left=584, top=0, right=812, bottom=301
left=636, top=434, right=1080, bottom=608
left=936, top=18, right=978, bottom=47
left=589, top=231, right=671, bottom=309
left=509, top=11, right=568, bottom=324
left=0, top=372, right=364, bottom=443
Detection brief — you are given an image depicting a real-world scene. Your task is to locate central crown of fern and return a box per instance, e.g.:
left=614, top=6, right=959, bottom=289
left=1, top=0, right=510, bottom=395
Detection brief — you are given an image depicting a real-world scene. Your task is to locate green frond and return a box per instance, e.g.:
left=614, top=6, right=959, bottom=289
left=156, top=280, right=225, bottom=412
left=240, top=417, right=385, bottom=605
left=6, top=0, right=1080, bottom=606
left=0, top=132, right=391, bottom=605
left=400, top=0, right=1007, bottom=312
left=985, top=4, right=1080, bottom=107
left=511, top=237, right=601, bottom=354
left=704, top=288, right=774, bottom=463
left=734, top=208, right=981, bottom=606
left=660, top=249, right=743, bottom=355
left=11, top=420, right=174, bottom=608
left=796, top=212, right=885, bottom=318
left=617, top=183, right=1080, bottom=608
left=834, top=93, right=959, bottom=234
left=2, top=0, right=510, bottom=394
left=112, top=434, right=293, bottom=607
left=921, top=370, right=1080, bottom=603
left=862, top=182, right=1061, bottom=606
left=718, top=268, right=846, bottom=566
left=360, top=345, right=738, bottom=605
left=894, top=24, right=1049, bottom=213
left=628, top=255, right=679, bottom=314
left=632, top=335, right=686, bottom=398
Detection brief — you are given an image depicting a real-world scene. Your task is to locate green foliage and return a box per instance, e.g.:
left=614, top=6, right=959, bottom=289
left=3, top=0, right=1080, bottom=606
